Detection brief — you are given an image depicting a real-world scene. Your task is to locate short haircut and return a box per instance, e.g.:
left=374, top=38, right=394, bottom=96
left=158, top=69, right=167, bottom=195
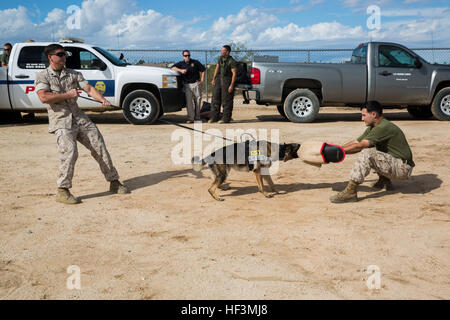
left=44, top=43, right=64, bottom=58
left=361, top=100, right=383, bottom=115
left=4, top=43, right=12, bottom=48
left=223, top=45, right=231, bottom=53
left=182, top=50, right=190, bottom=55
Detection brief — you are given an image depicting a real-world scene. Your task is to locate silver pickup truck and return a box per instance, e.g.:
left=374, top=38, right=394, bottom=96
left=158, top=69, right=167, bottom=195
left=243, top=42, right=450, bottom=122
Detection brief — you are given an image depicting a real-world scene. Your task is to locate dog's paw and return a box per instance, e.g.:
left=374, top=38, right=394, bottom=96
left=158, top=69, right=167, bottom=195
left=218, top=184, right=231, bottom=191
left=263, top=193, right=274, bottom=198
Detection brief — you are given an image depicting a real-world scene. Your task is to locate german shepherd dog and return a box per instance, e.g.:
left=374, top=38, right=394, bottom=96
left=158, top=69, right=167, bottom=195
left=192, top=140, right=300, bottom=201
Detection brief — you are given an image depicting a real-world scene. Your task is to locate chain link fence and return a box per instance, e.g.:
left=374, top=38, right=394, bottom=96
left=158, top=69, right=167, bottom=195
left=108, top=47, right=450, bottom=64
left=107, top=47, right=450, bottom=101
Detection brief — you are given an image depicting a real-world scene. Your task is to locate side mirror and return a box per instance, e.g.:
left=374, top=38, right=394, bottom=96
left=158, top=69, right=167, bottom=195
left=414, top=58, right=422, bottom=69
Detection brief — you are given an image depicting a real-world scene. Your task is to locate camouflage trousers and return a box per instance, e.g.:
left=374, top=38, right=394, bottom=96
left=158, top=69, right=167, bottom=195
left=184, top=82, right=202, bottom=121
left=349, top=148, right=413, bottom=184
left=55, top=120, right=119, bottom=188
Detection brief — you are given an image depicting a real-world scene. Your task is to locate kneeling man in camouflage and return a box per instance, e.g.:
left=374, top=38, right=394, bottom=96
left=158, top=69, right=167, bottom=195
left=35, top=44, right=128, bottom=204
left=330, top=101, right=415, bottom=203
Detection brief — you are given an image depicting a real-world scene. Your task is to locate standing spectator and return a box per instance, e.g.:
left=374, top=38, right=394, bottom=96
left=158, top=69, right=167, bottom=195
left=209, top=45, right=237, bottom=124
left=1, top=43, right=12, bottom=67
left=172, top=50, right=205, bottom=123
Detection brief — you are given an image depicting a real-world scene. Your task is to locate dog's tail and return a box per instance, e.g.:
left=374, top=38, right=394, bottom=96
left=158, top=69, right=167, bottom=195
left=191, top=156, right=206, bottom=172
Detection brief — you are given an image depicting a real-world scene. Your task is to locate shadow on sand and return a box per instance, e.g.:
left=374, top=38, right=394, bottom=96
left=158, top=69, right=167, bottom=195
left=78, top=170, right=441, bottom=202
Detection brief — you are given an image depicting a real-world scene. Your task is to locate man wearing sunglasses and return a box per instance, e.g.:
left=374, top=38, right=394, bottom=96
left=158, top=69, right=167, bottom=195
left=171, top=50, right=205, bottom=123
left=1, top=43, right=12, bottom=67
left=35, top=44, right=128, bottom=204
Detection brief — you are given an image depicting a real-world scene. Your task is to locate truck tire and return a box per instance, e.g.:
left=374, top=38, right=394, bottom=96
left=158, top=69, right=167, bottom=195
left=157, top=107, right=164, bottom=120
left=431, top=88, right=450, bottom=121
left=407, top=105, right=433, bottom=119
left=122, top=90, right=161, bottom=125
left=277, top=105, right=287, bottom=119
left=283, top=89, right=320, bottom=123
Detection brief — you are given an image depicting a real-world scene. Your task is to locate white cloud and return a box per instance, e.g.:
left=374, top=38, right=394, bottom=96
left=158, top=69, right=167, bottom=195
left=0, top=6, right=34, bottom=37
left=256, top=22, right=365, bottom=46
left=210, top=7, right=279, bottom=39
left=382, top=7, right=449, bottom=17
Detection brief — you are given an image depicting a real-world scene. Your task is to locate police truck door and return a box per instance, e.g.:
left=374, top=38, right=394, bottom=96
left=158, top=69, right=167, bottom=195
left=9, top=44, right=48, bottom=110
left=64, top=46, right=115, bottom=108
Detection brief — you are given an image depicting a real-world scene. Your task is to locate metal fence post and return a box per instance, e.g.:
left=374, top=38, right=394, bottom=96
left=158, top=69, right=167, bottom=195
left=205, top=50, right=208, bottom=102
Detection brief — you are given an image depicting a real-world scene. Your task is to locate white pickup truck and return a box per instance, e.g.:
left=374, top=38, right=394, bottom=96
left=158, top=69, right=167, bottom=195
left=0, top=41, right=185, bottom=124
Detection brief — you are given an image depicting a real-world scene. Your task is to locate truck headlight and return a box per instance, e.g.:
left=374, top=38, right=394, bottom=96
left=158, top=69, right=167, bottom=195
left=162, top=75, right=177, bottom=88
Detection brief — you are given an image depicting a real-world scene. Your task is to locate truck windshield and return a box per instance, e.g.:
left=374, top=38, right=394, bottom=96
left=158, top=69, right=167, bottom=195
left=351, top=45, right=367, bottom=64
left=94, top=47, right=129, bottom=66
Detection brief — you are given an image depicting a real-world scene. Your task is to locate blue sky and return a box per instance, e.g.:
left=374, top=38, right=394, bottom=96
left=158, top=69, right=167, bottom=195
left=1, top=0, right=449, bottom=49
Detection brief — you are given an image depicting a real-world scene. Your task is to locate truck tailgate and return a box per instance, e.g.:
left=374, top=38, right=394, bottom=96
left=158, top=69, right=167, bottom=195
left=0, top=68, right=11, bottom=110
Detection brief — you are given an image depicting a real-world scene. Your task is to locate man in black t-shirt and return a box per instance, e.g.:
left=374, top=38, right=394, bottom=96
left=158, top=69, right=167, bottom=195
left=172, top=50, right=205, bottom=123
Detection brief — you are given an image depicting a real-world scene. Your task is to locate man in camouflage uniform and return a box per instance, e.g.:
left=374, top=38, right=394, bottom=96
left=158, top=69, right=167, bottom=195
left=330, top=101, right=414, bottom=203
left=35, top=44, right=128, bottom=204
left=209, top=45, right=237, bottom=124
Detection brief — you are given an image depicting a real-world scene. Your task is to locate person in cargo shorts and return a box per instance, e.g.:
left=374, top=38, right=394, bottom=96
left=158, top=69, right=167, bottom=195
left=35, top=43, right=129, bottom=204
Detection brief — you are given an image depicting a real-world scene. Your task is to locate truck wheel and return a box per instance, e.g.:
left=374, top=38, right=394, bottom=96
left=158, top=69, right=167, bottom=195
left=283, top=89, right=320, bottom=123
left=407, top=105, right=433, bottom=119
left=277, top=105, right=287, bottom=119
left=431, top=88, right=450, bottom=121
left=122, top=90, right=161, bottom=125
left=157, top=107, right=164, bottom=120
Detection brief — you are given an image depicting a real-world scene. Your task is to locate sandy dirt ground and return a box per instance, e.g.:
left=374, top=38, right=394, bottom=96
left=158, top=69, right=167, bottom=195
left=1, top=101, right=449, bottom=300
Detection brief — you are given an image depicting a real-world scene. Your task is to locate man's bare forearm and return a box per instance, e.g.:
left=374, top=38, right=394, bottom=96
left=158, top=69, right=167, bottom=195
left=230, top=69, right=237, bottom=87
left=84, top=84, right=106, bottom=102
left=342, top=140, right=359, bottom=149
left=37, top=91, right=73, bottom=104
left=171, top=67, right=183, bottom=73
left=212, top=64, right=219, bottom=80
left=344, top=140, right=371, bottom=154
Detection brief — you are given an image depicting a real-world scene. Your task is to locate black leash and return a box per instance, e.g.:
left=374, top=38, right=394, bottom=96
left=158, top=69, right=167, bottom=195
left=158, top=119, right=234, bottom=142
left=79, top=95, right=233, bottom=142
left=78, top=95, right=121, bottom=110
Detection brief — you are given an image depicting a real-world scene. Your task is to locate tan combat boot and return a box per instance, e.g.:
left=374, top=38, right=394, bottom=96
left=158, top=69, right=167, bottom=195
left=330, top=180, right=359, bottom=203
left=372, top=175, right=393, bottom=191
left=110, top=180, right=129, bottom=194
left=56, top=188, right=80, bottom=204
